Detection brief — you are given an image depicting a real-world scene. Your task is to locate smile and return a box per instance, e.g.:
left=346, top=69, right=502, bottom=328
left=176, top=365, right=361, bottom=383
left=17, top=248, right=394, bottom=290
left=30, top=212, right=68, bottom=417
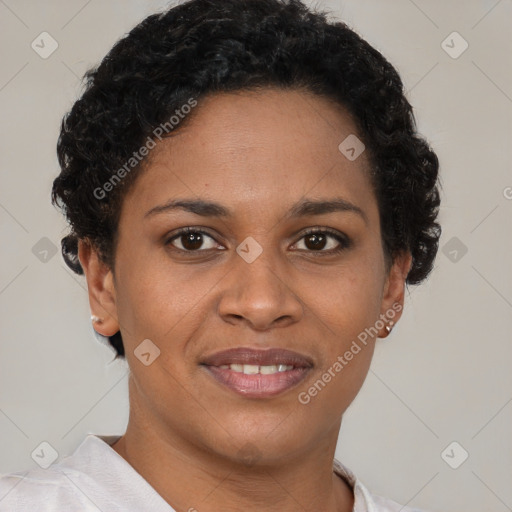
left=202, top=364, right=311, bottom=398
left=218, top=363, right=294, bottom=374
left=200, top=346, right=313, bottom=398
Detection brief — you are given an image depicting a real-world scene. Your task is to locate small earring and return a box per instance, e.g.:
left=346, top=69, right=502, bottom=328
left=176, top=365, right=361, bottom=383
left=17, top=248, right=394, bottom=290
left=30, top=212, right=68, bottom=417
left=91, top=315, right=103, bottom=324
left=385, top=320, right=394, bottom=334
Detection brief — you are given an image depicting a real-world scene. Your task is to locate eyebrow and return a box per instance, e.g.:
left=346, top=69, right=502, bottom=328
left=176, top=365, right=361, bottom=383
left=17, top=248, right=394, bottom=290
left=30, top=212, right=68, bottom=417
left=144, top=197, right=368, bottom=224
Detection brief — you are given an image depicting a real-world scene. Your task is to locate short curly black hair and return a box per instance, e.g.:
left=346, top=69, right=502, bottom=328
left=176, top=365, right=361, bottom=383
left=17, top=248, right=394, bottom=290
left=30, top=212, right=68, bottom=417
left=51, top=0, right=441, bottom=359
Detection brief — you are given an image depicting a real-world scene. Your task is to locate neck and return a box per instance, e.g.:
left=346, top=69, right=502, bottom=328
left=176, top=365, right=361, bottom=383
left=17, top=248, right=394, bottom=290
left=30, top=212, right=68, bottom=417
left=111, top=380, right=354, bottom=512
left=112, top=423, right=353, bottom=512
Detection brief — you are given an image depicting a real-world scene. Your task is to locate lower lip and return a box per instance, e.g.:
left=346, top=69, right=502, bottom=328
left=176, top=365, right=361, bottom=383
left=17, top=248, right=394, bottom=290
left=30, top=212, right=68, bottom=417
left=202, top=365, right=311, bottom=398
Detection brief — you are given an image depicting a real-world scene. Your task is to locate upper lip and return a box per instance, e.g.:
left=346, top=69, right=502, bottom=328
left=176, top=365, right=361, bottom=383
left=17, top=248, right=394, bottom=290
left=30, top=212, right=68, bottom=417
left=201, top=347, right=314, bottom=368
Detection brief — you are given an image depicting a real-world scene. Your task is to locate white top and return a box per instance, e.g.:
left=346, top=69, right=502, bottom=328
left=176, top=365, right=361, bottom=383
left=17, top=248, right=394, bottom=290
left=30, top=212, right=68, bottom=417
left=0, top=434, right=427, bottom=512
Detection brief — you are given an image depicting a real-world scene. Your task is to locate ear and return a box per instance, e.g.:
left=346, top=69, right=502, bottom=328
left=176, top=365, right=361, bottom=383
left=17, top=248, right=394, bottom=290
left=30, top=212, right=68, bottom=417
left=378, top=251, right=412, bottom=338
left=78, top=239, right=120, bottom=337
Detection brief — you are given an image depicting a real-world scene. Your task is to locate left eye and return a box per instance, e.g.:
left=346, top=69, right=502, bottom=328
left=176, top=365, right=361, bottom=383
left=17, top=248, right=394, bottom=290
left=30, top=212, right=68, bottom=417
left=293, top=230, right=349, bottom=253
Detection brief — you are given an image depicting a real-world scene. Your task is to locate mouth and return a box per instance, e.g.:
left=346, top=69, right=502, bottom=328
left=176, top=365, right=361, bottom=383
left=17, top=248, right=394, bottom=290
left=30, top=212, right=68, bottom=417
left=200, top=347, right=313, bottom=398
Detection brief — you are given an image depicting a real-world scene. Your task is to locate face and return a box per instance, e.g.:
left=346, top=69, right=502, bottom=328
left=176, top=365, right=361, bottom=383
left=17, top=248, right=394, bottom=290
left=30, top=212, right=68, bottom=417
left=81, top=89, right=411, bottom=465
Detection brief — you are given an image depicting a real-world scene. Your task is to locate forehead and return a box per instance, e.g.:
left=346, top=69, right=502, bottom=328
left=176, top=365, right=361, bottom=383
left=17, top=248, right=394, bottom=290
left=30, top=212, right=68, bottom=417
left=121, top=89, right=377, bottom=224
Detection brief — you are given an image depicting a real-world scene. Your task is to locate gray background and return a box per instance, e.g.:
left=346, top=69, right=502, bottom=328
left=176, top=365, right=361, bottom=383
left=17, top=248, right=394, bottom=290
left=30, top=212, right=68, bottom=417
left=1, top=1, right=511, bottom=511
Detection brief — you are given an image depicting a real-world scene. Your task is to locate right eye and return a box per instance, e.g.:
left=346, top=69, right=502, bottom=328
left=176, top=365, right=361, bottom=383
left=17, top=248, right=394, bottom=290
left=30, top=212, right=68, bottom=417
left=165, top=227, right=224, bottom=253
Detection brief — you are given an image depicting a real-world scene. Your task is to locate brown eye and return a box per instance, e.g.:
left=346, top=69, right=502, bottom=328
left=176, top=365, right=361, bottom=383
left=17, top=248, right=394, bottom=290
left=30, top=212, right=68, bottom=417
left=178, top=232, right=204, bottom=250
left=303, top=232, right=328, bottom=250
left=293, top=228, right=350, bottom=254
left=166, top=228, right=220, bottom=252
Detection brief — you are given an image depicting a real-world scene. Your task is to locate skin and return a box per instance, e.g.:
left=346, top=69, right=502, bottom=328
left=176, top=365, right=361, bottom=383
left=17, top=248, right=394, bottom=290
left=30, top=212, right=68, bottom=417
left=79, top=88, right=412, bottom=512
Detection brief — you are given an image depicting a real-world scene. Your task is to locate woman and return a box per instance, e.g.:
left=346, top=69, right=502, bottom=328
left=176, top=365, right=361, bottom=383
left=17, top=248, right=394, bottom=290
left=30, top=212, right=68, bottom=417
left=0, top=0, right=441, bottom=510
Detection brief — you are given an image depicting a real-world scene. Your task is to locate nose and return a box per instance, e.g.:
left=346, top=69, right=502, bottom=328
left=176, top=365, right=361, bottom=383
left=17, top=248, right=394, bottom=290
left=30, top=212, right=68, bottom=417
left=217, top=249, right=304, bottom=331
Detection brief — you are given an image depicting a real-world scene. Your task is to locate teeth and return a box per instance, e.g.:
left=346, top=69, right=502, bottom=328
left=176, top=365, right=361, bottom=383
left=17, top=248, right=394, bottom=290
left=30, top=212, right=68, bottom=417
left=260, top=365, right=278, bottom=374
left=220, top=364, right=294, bottom=374
left=243, top=364, right=259, bottom=375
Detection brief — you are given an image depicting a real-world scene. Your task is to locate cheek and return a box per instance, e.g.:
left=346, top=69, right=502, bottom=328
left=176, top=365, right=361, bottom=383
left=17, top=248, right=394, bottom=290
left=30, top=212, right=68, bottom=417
left=113, top=254, right=176, bottom=345
left=295, top=252, right=383, bottom=398
left=114, top=253, right=221, bottom=350
left=304, top=257, right=384, bottom=336
left=296, top=272, right=379, bottom=417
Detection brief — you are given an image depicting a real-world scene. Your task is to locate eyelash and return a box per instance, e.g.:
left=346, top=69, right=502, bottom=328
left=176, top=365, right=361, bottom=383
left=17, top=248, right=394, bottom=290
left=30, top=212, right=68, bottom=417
left=165, top=226, right=351, bottom=256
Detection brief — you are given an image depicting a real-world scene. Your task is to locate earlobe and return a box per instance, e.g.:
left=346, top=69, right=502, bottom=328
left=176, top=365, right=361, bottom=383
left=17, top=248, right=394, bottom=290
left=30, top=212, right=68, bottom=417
left=78, top=239, right=120, bottom=337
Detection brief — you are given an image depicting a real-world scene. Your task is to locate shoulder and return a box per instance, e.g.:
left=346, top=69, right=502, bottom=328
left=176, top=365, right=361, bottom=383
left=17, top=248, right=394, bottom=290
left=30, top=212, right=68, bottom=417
left=369, top=492, right=430, bottom=512
left=0, top=435, right=123, bottom=512
left=0, top=466, right=96, bottom=511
